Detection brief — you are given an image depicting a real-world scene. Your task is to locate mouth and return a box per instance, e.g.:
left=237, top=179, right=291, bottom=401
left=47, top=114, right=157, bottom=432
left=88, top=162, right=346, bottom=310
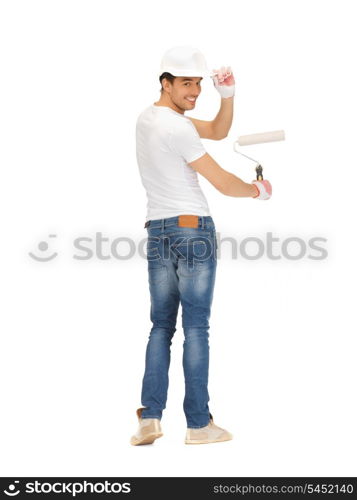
left=185, top=97, right=196, bottom=103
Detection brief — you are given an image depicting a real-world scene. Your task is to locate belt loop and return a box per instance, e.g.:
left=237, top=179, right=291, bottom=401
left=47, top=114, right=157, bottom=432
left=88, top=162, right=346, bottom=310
left=161, top=218, right=164, bottom=232
left=201, top=217, right=205, bottom=229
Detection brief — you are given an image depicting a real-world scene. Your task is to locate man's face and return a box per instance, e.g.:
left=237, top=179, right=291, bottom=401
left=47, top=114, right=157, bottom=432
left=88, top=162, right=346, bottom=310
left=166, top=77, right=202, bottom=112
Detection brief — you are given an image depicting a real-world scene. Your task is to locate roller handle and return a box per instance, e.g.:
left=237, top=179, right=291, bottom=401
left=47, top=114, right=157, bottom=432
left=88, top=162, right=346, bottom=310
left=233, top=140, right=264, bottom=180
left=256, top=165, right=263, bottom=181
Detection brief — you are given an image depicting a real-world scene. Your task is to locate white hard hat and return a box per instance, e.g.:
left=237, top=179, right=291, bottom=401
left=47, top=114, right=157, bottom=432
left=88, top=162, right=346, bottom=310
left=159, top=45, right=210, bottom=78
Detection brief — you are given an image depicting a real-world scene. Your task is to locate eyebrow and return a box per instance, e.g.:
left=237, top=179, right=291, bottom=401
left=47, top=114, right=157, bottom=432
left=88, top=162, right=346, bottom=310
left=181, top=78, right=203, bottom=82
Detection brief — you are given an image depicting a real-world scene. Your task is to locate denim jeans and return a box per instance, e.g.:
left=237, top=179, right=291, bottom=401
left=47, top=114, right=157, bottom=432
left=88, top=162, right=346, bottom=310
left=140, top=215, right=217, bottom=428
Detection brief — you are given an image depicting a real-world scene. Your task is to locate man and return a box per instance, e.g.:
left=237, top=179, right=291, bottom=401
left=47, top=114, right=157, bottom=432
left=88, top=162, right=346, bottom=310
left=131, top=46, right=272, bottom=446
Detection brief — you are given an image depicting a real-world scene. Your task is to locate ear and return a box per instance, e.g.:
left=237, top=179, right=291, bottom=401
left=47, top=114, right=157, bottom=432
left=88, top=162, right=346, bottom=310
left=162, top=78, right=172, bottom=94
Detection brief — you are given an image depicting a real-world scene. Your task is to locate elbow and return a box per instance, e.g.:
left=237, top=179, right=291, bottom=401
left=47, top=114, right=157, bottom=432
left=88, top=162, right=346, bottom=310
left=219, top=173, right=233, bottom=196
left=214, top=132, right=228, bottom=141
left=211, top=125, right=228, bottom=141
left=220, top=187, right=232, bottom=196
left=221, top=172, right=241, bottom=196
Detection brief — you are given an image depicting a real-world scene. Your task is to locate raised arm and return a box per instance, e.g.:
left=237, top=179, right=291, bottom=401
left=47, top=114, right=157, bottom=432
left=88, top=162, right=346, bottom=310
left=188, top=66, right=235, bottom=140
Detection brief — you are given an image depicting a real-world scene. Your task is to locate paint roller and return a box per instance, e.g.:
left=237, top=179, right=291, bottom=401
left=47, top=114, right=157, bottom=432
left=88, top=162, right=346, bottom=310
left=233, top=130, right=285, bottom=181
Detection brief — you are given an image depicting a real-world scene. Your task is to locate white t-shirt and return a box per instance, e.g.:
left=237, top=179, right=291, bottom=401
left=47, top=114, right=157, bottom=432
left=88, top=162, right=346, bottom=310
left=136, top=104, right=211, bottom=221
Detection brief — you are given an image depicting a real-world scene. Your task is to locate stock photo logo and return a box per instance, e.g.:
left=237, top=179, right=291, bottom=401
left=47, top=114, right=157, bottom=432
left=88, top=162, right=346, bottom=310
left=3, top=480, right=20, bottom=496
left=28, top=234, right=58, bottom=261
left=1, top=480, right=131, bottom=497
left=28, top=231, right=328, bottom=263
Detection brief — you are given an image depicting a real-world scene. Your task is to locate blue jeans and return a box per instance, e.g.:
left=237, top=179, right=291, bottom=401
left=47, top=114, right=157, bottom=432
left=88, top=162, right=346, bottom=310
left=140, top=215, right=217, bottom=428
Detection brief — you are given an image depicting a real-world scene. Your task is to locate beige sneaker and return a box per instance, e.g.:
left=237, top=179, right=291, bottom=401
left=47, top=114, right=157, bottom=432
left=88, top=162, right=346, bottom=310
left=185, top=414, right=233, bottom=445
left=130, top=408, right=163, bottom=446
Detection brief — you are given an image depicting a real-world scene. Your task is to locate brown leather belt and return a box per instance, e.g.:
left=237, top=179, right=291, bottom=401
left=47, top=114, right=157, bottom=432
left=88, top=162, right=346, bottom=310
left=144, top=215, right=199, bottom=228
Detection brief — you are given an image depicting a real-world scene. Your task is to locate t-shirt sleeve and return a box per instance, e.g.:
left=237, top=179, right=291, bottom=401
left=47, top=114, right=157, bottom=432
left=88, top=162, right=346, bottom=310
left=170, top=119, right=207, bottom=164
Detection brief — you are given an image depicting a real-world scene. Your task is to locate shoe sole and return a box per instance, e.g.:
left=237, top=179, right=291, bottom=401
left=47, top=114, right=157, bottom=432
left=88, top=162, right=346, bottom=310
left=130, top=432, right=163, bottom=446
left=185, top=435, right=233, bottom=445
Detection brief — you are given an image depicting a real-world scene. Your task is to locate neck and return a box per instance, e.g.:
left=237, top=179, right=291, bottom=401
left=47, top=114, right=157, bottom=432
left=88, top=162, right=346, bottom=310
left=154, top=93, right=184, bottom=114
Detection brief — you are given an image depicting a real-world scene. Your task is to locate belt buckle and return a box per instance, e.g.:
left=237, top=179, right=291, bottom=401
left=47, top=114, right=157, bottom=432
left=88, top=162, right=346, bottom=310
left=178, top=215, right=199, bottom=228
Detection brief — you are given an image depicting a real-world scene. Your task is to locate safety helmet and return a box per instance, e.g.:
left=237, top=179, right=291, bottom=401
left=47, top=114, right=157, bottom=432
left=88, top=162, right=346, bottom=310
left=159, top=45, right=210, bottom=78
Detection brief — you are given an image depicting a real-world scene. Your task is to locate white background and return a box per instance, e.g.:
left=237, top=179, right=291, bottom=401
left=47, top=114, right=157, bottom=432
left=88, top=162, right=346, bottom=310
left=1, top=0, right=356, bottom=477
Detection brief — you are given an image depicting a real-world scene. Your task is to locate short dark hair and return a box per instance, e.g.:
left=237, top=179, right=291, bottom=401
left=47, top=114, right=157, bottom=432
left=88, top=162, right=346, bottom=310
left=159, top=72, right=176, bottom=92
